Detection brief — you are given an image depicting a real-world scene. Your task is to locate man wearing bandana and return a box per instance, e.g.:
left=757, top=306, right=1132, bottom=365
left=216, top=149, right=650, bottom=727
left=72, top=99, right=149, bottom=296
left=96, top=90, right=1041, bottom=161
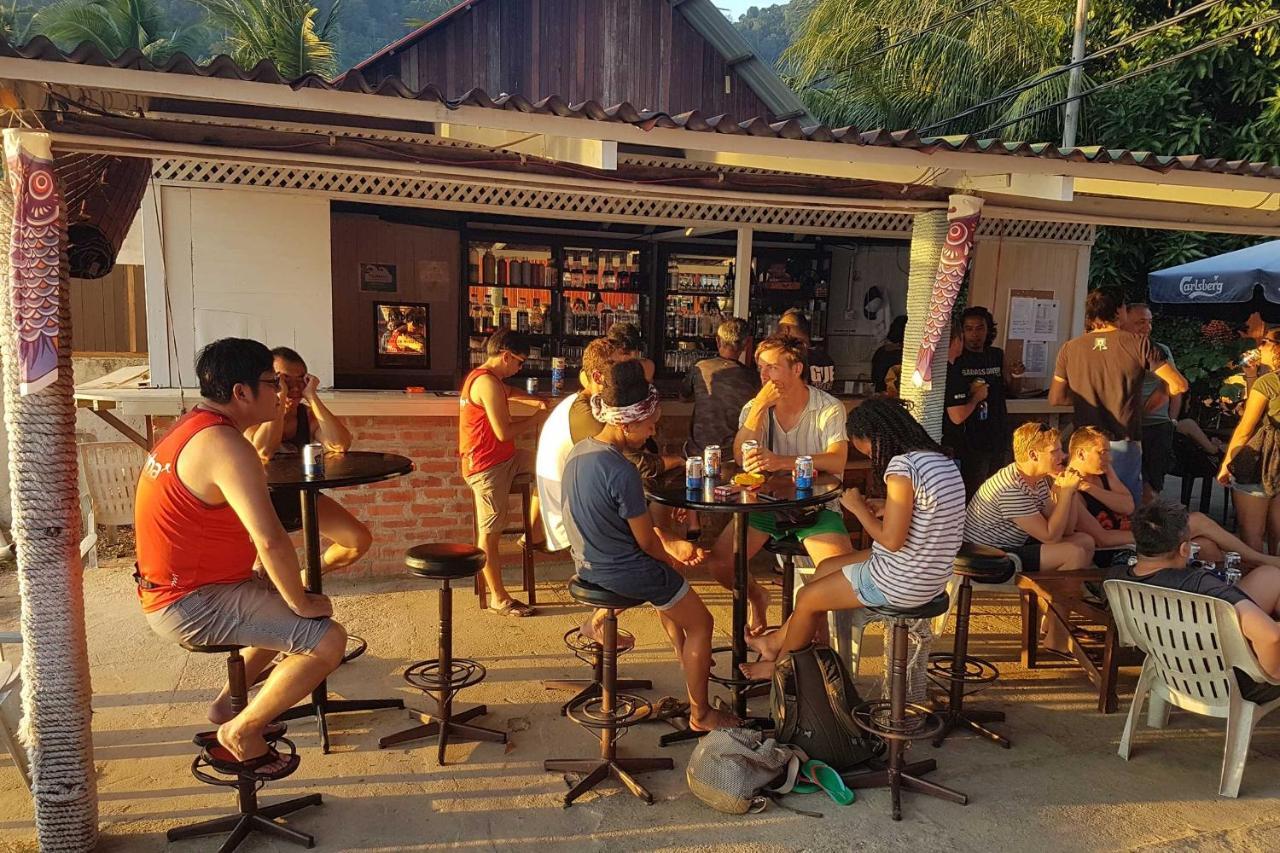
left=562, top=360, right=739, bottom=732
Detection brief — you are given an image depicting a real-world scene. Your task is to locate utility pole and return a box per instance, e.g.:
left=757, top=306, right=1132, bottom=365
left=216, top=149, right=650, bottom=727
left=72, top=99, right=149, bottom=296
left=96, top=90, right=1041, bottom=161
left=1062, top=0, right=1090, bottom=148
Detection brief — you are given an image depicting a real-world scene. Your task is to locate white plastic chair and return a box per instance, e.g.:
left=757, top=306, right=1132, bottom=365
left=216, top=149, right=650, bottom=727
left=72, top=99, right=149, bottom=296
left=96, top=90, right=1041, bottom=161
left=77, top=441, right=146, bottom=543
left=1104, top=579, right=1280, bottom=798
left=0, top=631, right=29, bottom=789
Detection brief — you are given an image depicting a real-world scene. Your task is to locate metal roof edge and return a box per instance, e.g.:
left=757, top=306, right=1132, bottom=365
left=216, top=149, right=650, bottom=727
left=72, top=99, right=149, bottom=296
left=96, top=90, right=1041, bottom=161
left=672, top=0, right=815, bottom=124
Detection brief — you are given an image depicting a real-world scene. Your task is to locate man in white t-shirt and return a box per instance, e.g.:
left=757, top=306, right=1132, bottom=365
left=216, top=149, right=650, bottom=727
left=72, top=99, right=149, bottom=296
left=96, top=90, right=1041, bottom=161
left=705, top=334, right=855, bottom=635
left=964, top=421, right=1094, bottom=573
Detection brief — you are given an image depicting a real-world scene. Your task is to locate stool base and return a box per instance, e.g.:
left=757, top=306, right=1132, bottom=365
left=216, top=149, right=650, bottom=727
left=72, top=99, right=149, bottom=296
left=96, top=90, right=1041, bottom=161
left=933, top=707, right=1010, bottom=749
left=842, top=758, right=967, bottom=821
left=167, top=793, right=322, bottom=852
left=541, top=678, right=652, bottom=716
left=377, top=704, right=507, bottom=764
left=544, top=756, right=674, bottom=806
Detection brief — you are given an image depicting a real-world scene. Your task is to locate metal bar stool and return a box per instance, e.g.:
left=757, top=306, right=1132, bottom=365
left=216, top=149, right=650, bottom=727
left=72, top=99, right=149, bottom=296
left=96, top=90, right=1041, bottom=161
left=928, top=543, right=1016, bottom=749
left=475, top=472, right=539, bottom=608
left=171, top=643, right=320, bottom=852
left=847, top=592, right=967, bottom=821
left=380, top=544, right=507, bottom=764
left=545, top=576, right=673, bottom=806
left=542, top=626, right=651, bottom=716
left=763, top=535, right=805, bottom=621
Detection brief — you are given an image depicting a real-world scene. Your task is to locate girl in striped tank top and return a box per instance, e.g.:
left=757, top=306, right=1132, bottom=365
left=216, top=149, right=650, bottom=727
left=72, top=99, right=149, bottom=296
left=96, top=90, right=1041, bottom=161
left=743, top=397, right=966, bottom=679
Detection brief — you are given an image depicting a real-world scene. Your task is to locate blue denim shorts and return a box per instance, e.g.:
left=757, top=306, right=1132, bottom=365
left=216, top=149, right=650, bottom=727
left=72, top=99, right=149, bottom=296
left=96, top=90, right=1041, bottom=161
left=840, top=560, right=890, bottom=608
left=580, top=559, right=691, bottom=611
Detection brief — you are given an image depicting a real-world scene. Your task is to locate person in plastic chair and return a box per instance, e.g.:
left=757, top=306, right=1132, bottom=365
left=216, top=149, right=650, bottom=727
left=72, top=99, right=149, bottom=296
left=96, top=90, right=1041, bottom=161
left=1107, top=501, right=1280, bottom=689
left=135, top=338, right=345, bottom=778
left=245, top=347, right=372, bottom=574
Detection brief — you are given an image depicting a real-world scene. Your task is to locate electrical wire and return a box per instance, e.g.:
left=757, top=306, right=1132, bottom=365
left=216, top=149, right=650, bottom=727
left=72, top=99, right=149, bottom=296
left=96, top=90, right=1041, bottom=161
left=918, top=0, right=1230, bottom=134
left=976, top=11, right=1280, bottom=137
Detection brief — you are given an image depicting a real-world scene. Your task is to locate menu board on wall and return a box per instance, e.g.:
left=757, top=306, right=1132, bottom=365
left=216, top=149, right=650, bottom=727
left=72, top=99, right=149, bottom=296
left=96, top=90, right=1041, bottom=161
left=359, top=262, right=398, bottom=293
left=1005, top=289, right=1057, bottom=380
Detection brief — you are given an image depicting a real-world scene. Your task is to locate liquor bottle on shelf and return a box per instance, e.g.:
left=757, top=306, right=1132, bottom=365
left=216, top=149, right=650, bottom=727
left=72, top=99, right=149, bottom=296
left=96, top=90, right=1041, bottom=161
left=468, top=247, right=481, bottom=283
left=544, top=260, right=557, bottom=288
left=603, top=257, right=616, bottom=291
left=531, top=297, right=545, bottom=334
left=516, top=297, right=529, bottom=333
left=522, top=258, right=533, bottom=287
left=618, top=256, right=630, bottom=289
left=498, top=297, right=512, bottom=331
left=481, top=247, right=496, bottom=284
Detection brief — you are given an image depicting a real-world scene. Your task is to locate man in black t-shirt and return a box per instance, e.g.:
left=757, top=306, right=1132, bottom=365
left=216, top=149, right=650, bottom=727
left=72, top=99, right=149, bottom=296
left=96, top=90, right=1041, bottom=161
left=1106, top=501, right=1280, bottom=686
left=944, top=306, right=1024, bottom=497
left=779, top=309, right=835, bottom=391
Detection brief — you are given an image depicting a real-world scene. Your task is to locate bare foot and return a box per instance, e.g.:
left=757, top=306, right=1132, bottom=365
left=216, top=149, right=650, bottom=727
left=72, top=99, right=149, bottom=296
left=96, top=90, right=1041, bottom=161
left=208, top=696, right=235, bottom=725
left=689, top=706, right=741, bottom=732
left=744, top=628, right=781, bottom=661
left=739, top=659, right=776, bottom=680
left=747, top=586, right=771, bottom=637
left=216, top=719, right=268, bottom=763
left=578, top=616, right=636, bottom=652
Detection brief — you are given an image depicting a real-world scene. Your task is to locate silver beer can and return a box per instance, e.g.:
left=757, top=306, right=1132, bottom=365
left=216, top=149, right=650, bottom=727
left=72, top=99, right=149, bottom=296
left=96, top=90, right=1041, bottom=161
left=703, top=445, right=722, bottom=478
left=685, top=456, right=704, bottom=489
left=303, top=442, right=325, bottom=478
left=526, top=377, right=539, bottom=394
left=1224, top=552, right=1243, bottom=585
left=1188, top=541, right=1201, bottom=568
left=741, top=439, right=759, bottom=462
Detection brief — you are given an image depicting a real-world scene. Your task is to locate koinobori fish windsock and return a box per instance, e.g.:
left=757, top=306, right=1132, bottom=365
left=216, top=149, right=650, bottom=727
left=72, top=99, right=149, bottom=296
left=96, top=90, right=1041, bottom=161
left=5, top=131, right=62, bottom=396
left=911, top=195, right=983, bottom=390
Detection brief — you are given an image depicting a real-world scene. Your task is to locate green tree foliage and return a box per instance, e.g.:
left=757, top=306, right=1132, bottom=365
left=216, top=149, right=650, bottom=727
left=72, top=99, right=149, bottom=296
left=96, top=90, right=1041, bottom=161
left=29, top=0, right=206, bottom=62
left=194, top=0, right=339, bottom=77
left=782, top=0, right=1074, bottom=138
left=733, top=3, right=802, bottom=70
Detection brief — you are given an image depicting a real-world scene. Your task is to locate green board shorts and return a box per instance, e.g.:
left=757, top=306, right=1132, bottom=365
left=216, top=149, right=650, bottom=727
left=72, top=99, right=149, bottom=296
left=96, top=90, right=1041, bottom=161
left=748, top=508, right=848, bottom=541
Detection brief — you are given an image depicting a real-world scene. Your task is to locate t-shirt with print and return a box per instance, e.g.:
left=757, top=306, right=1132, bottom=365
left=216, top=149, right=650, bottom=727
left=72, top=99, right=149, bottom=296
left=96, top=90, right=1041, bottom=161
left=1105, top=561, right=1251, bottom=606
left=865, top=451, right=966, bottom=607
left=1140, top=342, right=1175, bottom=427
left=740, top=386, right=847, bottom=510
left=683, top=356, right=760, bottom=456
left=944, top=347, right=1007, bottom=452
left=1054, top=328, right=1166, bottom=441
left=964, top=463, right=1052, bottom=549
left=562, top=437, right=651, bottom=573
left=807, top=347, right=836, bottom=392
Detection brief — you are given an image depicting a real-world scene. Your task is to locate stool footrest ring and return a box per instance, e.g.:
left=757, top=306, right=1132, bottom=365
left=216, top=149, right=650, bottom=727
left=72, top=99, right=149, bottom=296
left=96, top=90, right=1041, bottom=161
left=926, top=653, right=1000, bottom=686
left=565, top=694, right=652, bottom=730
left=562, top=626, right=636, bottom=665
left=708, top=645, right=770, bottom=690
left=404, top=658, right=487, bottom=696
left=852, top=701, right=944, bottom=742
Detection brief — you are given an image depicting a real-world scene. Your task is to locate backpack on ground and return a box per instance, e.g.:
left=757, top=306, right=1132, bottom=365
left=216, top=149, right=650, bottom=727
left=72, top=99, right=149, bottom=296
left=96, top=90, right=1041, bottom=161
left=686, top=727, right=806, bottom=814
left=770, top=643, right=880, bottom=771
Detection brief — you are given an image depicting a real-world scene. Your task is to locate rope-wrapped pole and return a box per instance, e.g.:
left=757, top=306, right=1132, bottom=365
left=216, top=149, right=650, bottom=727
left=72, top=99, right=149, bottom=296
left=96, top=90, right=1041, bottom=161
left=0, top=129, right=98, bottom=849
left=899, top=211, right=949, bottom=440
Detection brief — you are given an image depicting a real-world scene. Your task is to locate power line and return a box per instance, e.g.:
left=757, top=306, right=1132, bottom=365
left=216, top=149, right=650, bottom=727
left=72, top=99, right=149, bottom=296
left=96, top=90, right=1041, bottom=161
left=975, top=11, right=1280, bottom=138
left=919, top=0, right=1229, bottom=134
left=807, top=0, right=1007, bottom=88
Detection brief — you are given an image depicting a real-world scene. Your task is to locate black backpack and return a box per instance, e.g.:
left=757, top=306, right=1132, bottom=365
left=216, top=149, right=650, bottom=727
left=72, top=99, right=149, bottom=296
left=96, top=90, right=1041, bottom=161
left=770, top=644, right=880, bottom=771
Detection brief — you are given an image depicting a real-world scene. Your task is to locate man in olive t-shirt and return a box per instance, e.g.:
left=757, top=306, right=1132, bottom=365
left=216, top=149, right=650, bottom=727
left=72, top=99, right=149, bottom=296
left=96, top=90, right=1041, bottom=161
left=1050, top=289, right=1188, bottom=507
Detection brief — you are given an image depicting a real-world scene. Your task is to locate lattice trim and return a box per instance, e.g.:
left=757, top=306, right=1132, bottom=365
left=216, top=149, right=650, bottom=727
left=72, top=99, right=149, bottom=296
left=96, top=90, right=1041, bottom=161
left=151, top=157, right=1094, bottom=243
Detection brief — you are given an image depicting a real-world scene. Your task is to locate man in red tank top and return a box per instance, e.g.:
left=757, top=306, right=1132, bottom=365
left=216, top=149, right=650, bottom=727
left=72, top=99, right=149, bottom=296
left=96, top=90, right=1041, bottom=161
left=135, top=338, right=347, bottom=776
left=460, top=328, right=549, bottom=616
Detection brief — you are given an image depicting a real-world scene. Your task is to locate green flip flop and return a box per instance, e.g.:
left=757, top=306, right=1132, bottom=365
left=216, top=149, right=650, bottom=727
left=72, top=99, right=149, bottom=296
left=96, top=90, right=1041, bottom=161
left=801, top=759, right=855, bottom=805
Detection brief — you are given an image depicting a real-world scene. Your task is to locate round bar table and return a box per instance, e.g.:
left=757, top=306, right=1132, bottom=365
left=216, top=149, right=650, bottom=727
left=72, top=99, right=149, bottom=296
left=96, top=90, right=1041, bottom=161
left=646, top=461, right=842, bottom=718
left=267, top=450, right=414, bottom=753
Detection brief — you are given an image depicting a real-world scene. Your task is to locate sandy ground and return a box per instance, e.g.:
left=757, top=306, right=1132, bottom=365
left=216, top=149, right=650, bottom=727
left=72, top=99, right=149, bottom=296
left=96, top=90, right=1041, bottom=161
left=2, top=547, right=1280, bottom=853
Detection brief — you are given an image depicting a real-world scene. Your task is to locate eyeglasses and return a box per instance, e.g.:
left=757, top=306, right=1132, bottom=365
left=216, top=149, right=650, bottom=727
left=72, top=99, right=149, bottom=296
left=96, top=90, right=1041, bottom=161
left=509, top=353, right=528, bottom=366
left=258, top=376, right=283, bottom=390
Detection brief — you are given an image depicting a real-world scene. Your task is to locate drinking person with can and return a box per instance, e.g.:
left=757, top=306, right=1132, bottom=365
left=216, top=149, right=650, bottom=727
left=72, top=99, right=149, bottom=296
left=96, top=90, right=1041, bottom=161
left=703, top=333, right=856, bottom=636
left=246, top=346, right=373, bottom=576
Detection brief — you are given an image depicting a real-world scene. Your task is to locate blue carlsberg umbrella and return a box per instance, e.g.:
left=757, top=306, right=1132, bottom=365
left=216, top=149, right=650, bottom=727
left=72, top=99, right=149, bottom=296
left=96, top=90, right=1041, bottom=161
left=1149, top=240, right=1280, bottom=304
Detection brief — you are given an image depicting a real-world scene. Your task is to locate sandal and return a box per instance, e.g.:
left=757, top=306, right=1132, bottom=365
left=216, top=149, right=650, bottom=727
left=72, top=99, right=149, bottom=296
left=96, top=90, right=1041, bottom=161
left=635, top=696, right=690, bottom=724
left=800, top=759, right=855, bottom=806
left=516, top=534, right=552, bottom=553
left=193, top=722, right=285, bottom=749
left=490, top=598, right=536, bottom=618
left=203, top=743, right=300, bottom=781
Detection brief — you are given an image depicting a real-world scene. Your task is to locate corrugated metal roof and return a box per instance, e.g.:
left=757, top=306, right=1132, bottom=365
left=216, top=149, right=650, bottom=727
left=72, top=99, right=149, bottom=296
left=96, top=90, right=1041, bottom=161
left=5, top=35, right=1279, bottom=180
left=348, top=0, right=815, bottom=123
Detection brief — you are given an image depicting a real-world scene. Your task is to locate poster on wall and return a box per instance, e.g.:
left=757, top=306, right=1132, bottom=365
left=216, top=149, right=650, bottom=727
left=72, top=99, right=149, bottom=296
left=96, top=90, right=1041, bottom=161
left=374, top=302, right=429, bottom=368
left=360, top=262, right=398, bottom=293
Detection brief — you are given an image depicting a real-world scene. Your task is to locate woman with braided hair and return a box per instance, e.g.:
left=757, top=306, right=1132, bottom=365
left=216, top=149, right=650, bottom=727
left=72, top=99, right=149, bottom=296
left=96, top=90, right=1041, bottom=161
left=742, top=396, right=966, bottom=678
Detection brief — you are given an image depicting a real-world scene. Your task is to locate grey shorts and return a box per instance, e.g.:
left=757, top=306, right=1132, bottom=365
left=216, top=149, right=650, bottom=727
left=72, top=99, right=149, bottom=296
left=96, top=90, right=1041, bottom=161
left=145, top=577, right=334, bottom=655
left=465, top=449, right=534, bottom=535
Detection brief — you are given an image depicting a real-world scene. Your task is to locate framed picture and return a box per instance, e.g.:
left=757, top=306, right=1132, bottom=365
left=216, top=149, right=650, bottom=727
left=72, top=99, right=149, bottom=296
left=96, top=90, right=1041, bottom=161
left=359, top=262, right=398, bottom=293
left=374, top=302, right=430, bottom=369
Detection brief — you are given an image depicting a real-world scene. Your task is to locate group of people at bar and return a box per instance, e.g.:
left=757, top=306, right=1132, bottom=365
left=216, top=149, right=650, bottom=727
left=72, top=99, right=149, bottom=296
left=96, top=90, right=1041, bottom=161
left=130, top=285, right=1280, bottom=776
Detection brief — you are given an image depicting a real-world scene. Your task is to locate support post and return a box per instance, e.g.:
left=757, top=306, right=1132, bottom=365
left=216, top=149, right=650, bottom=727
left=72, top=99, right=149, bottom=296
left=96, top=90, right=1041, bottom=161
left=899, top=212, right=949, bottom=440
left=0, top=129, right=99, bottom=849
left=1063, top=0, right=1090, bottom=148
left=733, top=226, right=752, bottom=319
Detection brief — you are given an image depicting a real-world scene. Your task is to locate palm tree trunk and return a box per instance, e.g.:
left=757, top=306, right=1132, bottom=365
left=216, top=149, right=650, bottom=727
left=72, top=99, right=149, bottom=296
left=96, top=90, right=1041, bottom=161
left=0, top=129, right=98, bottom=849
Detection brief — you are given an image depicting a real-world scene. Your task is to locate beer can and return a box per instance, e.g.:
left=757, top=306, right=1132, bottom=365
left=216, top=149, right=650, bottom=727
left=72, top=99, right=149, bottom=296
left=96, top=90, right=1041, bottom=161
left=551, top=357, right=566, bottom=397
left=685, top=456, right=704, bottom=489
left=526, top=377, right=539, bottom=394
left=1224, top=552, right=1243, bottom=585
left=303, top=442, right=324, bottom=478
left=794, top=455, right=814, bottom=490
left=1187, top=541, right=1201, bottom=568
left=703, top=445, right=722, bottom=478
left=741, top=439, right=759, bottom=462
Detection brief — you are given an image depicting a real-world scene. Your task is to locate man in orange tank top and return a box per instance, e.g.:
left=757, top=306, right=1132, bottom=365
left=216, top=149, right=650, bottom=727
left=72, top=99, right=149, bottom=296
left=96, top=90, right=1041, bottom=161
left=136, top=338, right=347, bottom=777
left=460, top=328, right=549, bottom=616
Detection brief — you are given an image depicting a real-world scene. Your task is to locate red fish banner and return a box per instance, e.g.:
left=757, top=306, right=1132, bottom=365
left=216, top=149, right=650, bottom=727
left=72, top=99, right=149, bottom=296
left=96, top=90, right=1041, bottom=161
left=911, top=195, right=983, bottom=390
left=5, top=131, right=62, bottom=396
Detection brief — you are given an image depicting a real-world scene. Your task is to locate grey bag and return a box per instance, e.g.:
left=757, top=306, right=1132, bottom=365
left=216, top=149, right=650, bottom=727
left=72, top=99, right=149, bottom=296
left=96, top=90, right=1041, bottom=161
left=686, top=727, right=806, bottom=814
